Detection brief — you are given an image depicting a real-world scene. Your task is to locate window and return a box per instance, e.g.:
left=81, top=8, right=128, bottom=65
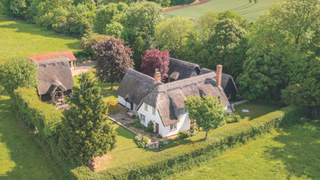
left=144, top=103, right=148, bottom=111
left=170, top=123, right=177, bottom=131
left=152, top=107, right=156, bottom=115
left=140, top=114, right=145, bottom=123
left=179, top=108, right=188, bottom=116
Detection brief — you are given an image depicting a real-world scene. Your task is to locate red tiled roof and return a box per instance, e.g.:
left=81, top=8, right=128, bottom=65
left=27, top=50, right=77, bottom=62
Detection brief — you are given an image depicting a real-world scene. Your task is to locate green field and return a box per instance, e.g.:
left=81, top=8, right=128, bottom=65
left=0, top=16, right=80, bottom=64
left=0, top=96, right=65, bottom=179
left=168, top=121, right=320, bottom=179
left=164, top=0, right=282, bottom=21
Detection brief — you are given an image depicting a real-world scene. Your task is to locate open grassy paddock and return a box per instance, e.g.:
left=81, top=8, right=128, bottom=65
left=0, top=96, right=65, bottom=179
left=168, top=121, right=320, bottom=179
left=164, top=0, right=282, bottom=21
left=0, top=16, right=80, bottom=64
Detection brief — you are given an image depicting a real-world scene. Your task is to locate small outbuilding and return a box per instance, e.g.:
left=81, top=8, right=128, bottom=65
left=28, top=50, right=77, bottom=70
left=35, top=58, right=74, bottom=102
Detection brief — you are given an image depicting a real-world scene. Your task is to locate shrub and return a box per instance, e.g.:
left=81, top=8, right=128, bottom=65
left=226, top=114, right=241, bottom=124
left=147, top=121, right=154, bottom=133
left=178, top=131, right=189, bottom=139
left=107, top=100, right=119, bottom=114
left=144, top=136, right=150, bottom=145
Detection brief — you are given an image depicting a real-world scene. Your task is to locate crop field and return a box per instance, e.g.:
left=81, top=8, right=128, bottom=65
left=168, top=121, right=320, bottom=179
left=0, top=16, right=80, bottom=64
left=164, top=0, right=282, bottom=21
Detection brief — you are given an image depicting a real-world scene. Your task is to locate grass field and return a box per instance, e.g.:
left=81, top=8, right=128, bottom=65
left=168, top=121, right=320, bottom=179
left=0, top=16, right=80, bottom=64
left=164, top=0, right=282, bottom=21
left=0, top=96, right=65, bottom=179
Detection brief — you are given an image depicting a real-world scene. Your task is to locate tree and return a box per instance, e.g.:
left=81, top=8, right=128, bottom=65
left=132, top=36, right=146, bottom=72
left=58, top=72, right=117, bottom=165
left=94, top=3, right=127, bottom=34
left=197, top=19, right=246, bottom=78
left=113, top=1, right=163, bottom=45
left=140, top=49, right=169, bottom=82
left=238, top=0, right=320, bottom=103
left=184, top=95, right=228, bottom=138
left=155, top=16, right=194, bottom=59
left=198, top=10, right=218, bottom=42
left=281, top=57, right=320, bottom=108
left=92, top=37, right=134, bottom=90
left=80, top=34, right=110, bottom=56
left=0, top=57, right=38, bottom=98
left=105, top=21, right=124, bottom=38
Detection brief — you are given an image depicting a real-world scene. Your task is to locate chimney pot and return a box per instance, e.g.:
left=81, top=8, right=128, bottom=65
left=216, top=65, right=223, bottom=87
left=154, top=68, right=161, bottom=83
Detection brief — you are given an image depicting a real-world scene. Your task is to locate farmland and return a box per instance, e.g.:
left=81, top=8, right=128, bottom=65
left=164, top=0, right=282, bottom=21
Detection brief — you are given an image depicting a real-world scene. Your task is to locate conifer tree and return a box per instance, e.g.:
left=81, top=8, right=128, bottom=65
left=58, top=72, right=117, bottom=165
left=132, top=36, right=146, bottom=72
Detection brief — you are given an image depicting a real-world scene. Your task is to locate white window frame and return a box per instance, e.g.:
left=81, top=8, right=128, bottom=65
left=140, top=114, right=145, bottom=123
left=144, top=103, right=148, bottom=111
left=152, top=107, right=156, bottom=115
left=170, top=123, right=177, bottom=131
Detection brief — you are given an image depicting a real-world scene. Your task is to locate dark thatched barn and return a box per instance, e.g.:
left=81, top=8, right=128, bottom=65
left=200, top=68, right=238, bottom=101
left=167, top=58, right=200, bottom=82
left=35, top=58, right=74, bottom=102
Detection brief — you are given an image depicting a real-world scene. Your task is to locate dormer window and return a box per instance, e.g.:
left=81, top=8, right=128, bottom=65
left=179, top=108, right=188, bottom=116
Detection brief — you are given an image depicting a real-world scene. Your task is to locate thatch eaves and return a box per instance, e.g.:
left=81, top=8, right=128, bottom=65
left=140, top=72, right=229, bottom=127
left=116, top=69, right=163, bottom=105
left=35, top=58, right=74, bottom=95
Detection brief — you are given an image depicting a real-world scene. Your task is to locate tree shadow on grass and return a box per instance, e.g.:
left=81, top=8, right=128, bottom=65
left=263, top=122, right=320, bottom=179
left=0, top=97, right=77, bottom=180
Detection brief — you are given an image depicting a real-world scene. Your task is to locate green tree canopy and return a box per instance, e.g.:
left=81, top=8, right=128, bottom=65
left=155, top=16, right=194, bottom=59
left=132, top=36, right=146, bottom=72
left=0, top=57, right=38, bottom=97
left=238, top=0, right=320, bottom=103
left=58, top=72, right=117, bottom=165
left=184, top=95, right=228, bottom=138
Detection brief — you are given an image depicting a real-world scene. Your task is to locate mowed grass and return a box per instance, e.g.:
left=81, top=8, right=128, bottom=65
left=0, top=96, right=65, bottom=179
left=164, top=0, right=282, bottom=21
left=163, top=101, right=282, bottom=148
left=0, top=15, right=80, bottom=64
left=168, top=121, right=320, bottom=179
left=94, top=123, right=156, bottom=171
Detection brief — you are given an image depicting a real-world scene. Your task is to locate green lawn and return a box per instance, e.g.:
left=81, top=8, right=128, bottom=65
left=0, top=96, right=65, bottom=179
left=0, top=16, right=80, bottom=64
left=163, top=101, right=282, bottom=148
left=168, top=121, right=320, bottom=179
left=164, top=0, right=282, bottom=21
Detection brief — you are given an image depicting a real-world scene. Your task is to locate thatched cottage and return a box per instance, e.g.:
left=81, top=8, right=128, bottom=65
left=35, top=58, right=74, bottom=102
left=116, top=58, right=237, bottom=137
left=28, top=50, right=77, bottom=70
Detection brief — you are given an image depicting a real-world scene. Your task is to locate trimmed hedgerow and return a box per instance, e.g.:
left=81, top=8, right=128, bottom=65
left=72, top=105, right=305, bottom=179
left=13, top=87, right=76, bottom=179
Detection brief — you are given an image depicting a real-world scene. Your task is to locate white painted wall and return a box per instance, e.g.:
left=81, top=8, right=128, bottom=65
left=137, top=102, right=191, bottom=137
left=118, top=96, right=126, bottom=107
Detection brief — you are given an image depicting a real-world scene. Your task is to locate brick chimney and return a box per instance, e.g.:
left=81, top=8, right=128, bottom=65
left=216, top=65, right=223, bottom=87
left=154, top=68, right=161, bottom=83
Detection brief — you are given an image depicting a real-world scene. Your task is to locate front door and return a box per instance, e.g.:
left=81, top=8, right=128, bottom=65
left=155, top=122, right=159, bottom=134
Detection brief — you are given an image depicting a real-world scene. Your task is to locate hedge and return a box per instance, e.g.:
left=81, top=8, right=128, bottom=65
left=72, top=105, right=305, bottom=179
left=13, top=87, right=76, bottom=179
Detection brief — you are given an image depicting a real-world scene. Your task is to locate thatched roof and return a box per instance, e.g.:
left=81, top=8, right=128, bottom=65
left=140, top=72, right=229, bottom=127
left=116, top=69, right=163, bottom=104
left=200, top=68, right=238, bottom=93
left=28, top=50, right=77, bottom=62
left=35, top=58, right=74, bottom=95
left=168, top=58, right=200, bottom=81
